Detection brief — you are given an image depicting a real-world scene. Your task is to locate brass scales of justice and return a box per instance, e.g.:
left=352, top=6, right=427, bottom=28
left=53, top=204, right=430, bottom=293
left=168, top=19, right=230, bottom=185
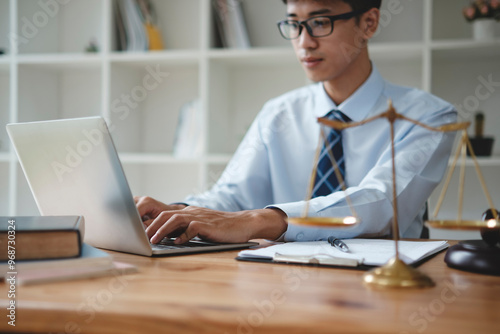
left=288, top=100, right=500, bottom=288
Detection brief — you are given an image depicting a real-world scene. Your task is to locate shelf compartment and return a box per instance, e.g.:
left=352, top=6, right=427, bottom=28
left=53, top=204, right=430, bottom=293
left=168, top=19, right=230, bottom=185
left=432, top=0, right=500, bottom=41
left=123, top=163, right=201, bottom=205
left=109, top=62, right=199, bottom=154
left=431, top=55, right=500, bottom=156
left=210, top=0, right=289, bottom=49
left=112, top=0, right=201, bottom=52
left=207, top=59, right=306, bottom=155
left=17, top=64, right=102, bottom=122
left=17, top=0, right=103, bottom=54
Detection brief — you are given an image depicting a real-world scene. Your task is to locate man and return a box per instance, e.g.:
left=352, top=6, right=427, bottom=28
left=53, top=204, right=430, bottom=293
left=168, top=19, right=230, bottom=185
left=135, top=0, right=456, bottom=245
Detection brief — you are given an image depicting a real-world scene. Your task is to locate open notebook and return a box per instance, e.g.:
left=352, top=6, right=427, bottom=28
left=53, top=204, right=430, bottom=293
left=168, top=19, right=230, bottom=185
left=237, top=239, right=449, bottom=268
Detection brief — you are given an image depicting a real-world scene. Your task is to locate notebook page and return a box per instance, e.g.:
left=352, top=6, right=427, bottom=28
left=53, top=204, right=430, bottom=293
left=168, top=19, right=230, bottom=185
left=239, top=239, right=448, bottom=266
left=344, top=239, right=448, bottom=266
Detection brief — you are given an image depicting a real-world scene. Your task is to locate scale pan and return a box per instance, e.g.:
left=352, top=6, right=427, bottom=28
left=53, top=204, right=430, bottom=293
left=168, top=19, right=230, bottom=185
left=425, top=219, right=500, bottom=231
left=287, top=216, right=360, bottom=227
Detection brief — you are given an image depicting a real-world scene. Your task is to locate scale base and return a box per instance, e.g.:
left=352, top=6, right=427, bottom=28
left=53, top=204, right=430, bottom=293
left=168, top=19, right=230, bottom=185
left=363, top=257, right=434, bottom=288
left=444, top=240, right=500, bottom=276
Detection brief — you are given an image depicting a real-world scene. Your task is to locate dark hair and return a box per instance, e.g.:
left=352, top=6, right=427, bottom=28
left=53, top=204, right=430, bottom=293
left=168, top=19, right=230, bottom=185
left=281, top=0, right=382, bottom=12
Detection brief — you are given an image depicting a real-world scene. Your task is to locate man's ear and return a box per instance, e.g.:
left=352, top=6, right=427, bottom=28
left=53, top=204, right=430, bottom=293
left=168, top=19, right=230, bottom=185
left=360, top=8, right=380, bottom=40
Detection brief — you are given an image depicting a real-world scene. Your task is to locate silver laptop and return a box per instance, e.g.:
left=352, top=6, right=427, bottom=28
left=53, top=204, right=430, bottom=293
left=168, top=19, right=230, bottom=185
left=6, top=117, right=257, bottom=256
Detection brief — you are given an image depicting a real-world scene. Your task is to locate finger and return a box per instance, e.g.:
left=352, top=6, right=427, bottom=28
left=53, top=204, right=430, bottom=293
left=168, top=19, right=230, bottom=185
left=141, top=217, right=154, bottom=228
left=145, top=211, right=174, bottom=239
left=135, top=197, right=156, bottom=219
left=174, top=221, right=205, bottom=244
left=149, top=212, right=192, bottom=243
left=135, top=196, right=147, bottom=215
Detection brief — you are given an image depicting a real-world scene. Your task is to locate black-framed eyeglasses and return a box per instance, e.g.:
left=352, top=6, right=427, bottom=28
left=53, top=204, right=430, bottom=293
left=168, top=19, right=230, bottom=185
left=277, top=10, right=366, bottom=40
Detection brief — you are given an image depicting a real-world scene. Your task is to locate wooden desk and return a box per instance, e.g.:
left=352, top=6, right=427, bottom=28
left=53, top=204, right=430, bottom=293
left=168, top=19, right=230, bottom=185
left=1, top=241, right=499, bottom=334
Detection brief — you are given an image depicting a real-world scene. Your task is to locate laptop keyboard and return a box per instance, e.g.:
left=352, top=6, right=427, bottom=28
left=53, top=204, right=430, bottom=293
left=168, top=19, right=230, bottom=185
left=152, top=237, right=218, bottom=250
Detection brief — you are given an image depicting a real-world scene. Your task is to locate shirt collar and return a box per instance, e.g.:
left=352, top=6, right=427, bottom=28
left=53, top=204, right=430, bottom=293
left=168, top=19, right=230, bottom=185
left=314, top=64, right=385, bottom=122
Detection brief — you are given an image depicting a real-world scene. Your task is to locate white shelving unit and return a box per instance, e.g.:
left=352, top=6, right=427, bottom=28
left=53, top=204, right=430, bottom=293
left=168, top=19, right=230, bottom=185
left=1, top=0, right=499, bottom=240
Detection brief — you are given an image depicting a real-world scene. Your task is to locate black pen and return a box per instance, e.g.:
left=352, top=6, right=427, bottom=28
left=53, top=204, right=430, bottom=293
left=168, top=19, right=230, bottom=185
left=328, top=236, right=349, bottom=253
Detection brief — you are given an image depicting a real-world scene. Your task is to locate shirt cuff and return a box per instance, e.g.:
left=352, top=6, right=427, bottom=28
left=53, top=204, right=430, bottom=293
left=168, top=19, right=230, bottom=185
left=265, top=202, right=306, bottom=221
left=270, top=232, right=286, bottom=242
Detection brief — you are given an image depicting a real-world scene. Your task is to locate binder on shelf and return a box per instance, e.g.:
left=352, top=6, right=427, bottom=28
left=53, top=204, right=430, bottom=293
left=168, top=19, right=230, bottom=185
left=213, top=0, right=251, bottom=49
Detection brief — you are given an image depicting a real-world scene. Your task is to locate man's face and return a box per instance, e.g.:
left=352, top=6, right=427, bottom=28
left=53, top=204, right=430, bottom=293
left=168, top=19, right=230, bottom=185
left=286, top=0, right=364, bottom=83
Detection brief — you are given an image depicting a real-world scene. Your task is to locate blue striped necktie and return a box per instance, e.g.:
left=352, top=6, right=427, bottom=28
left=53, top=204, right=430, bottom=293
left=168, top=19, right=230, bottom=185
left=312, top=110, right=351, bottom=198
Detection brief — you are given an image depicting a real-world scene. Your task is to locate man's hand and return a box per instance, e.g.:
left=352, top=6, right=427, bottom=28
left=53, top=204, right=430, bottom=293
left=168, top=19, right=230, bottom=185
left=134, top=196, right=186, bottom=227
left=134, top=196, right=288, bottom=244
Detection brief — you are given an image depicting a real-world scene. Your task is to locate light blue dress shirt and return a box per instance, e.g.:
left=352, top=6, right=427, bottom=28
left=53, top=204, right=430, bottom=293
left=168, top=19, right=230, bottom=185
left=183, top=65, right=457, bottom=240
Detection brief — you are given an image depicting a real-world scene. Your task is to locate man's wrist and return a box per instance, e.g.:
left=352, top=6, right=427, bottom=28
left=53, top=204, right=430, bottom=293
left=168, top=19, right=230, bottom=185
left=249, top=208, right=288, bottom=240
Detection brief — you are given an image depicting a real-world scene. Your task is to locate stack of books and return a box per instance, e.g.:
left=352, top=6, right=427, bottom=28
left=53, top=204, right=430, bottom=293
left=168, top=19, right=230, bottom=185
left=0, top=216, right=137, bottom=285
